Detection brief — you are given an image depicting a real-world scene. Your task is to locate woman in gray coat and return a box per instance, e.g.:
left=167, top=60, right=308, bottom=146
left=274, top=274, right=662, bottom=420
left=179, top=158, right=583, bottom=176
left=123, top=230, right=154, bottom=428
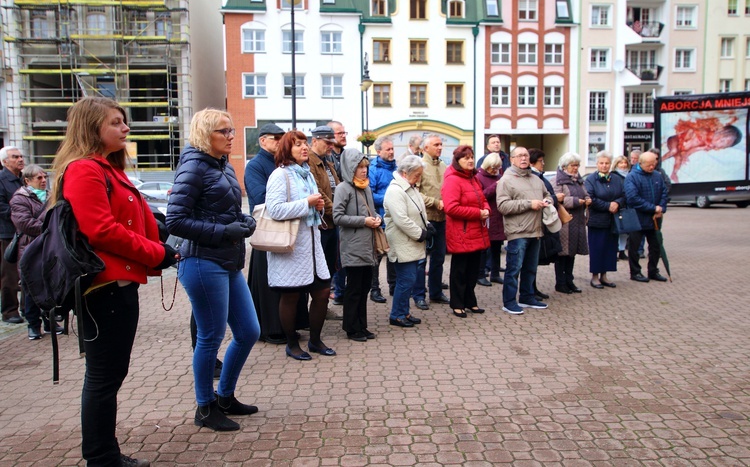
left=333, top=149, right=380, bottom=342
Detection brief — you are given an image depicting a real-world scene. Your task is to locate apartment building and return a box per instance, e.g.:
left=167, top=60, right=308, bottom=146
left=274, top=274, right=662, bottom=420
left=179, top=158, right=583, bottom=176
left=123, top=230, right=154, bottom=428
left=0, top=0, right=192, bottom=170
left=703, top=0, right=750, bottom=95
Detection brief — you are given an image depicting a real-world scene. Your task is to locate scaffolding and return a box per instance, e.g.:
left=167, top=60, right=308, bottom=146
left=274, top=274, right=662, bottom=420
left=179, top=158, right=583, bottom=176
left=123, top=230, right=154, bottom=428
left=1, top=0, right=192, bottom=170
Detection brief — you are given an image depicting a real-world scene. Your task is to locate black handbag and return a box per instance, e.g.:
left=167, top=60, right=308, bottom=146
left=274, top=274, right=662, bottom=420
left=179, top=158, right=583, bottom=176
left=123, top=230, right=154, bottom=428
left=3, top=232, right=20, bottom=264
left=612, top=208, right=641, bottom=234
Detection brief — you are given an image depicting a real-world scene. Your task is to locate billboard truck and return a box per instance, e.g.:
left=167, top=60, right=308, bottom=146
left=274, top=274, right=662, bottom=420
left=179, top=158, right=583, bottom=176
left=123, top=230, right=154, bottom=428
left=655, top=91, right=750, bottom=208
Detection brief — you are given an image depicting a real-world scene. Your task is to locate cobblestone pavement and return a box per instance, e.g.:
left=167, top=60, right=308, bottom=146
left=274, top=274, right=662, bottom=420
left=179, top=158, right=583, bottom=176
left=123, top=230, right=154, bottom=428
left=0, top=206, right=748, bottom=466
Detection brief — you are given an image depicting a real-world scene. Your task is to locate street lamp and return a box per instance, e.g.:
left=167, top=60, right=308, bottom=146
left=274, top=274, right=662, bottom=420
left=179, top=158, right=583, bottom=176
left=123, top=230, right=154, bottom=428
left=360, top=52, right=373, bottom=154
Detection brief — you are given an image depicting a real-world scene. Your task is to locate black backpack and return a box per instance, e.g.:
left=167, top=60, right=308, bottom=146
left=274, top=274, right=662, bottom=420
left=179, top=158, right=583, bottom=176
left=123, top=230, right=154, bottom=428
left=19, top=175, right=108, bottom=383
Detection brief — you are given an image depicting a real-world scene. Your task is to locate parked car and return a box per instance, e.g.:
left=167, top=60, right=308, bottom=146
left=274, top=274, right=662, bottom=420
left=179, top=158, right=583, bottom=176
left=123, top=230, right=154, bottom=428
left=138, top=181, right=173, bottom=200
left=143, top=193, right=169, bottom=242
left=128, top=176, right=144, bottom=188
left=669, top=192, right=750, bottom=209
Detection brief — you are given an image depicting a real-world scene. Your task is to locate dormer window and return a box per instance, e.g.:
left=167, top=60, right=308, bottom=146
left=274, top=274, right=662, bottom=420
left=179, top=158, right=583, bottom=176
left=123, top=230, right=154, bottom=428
left=449, top=0, right=464, bottom=18
left=372, top=0, right=387, bottom=16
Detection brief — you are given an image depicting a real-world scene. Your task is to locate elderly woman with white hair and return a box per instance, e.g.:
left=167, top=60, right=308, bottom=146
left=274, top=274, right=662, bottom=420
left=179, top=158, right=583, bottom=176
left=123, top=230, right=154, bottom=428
left=584, top=151, right=626, bottom=289
left=552, top=152, right=591, bottom=294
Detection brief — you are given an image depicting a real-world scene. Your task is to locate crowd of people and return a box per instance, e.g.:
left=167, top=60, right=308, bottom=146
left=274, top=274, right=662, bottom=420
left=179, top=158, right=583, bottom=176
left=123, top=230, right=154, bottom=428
left=0, top=101, right=674, bottom=465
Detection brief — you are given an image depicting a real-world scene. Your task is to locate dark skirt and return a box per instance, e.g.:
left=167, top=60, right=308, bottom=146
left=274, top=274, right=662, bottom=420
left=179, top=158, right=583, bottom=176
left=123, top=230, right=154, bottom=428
left=588, top=227, right=618, bottom=274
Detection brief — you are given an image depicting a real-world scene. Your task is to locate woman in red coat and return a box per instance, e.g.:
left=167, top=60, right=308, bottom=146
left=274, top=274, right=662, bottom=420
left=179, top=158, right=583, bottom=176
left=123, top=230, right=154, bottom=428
left=441, top=145, right=491, bottom=318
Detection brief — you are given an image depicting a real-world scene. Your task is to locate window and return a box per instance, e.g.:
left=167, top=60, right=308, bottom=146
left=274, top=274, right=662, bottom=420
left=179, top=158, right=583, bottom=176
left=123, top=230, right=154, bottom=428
left=282, top=0, right=308, bottom=7
left=86, top=7, right=106, bottom=34
left=321, top=31, right=342, bottom=54
left=59, top=8, right=77, bottom=37
left=243, top=74, right=267, bottom=97
left=728, top=0, right=738, bottom=15
left=449, top=0, right=464, bottom=18
left=589, top=91, right=607, bottom=122
left=556, top=0, right=572, bottom=22
left=283, top=30, right=304, bottom=53
left=283, top=75, right=305, bottom=97
left=673, top=90, right=692, bottom=95
left=746, top=0, right=750, bottom=14
left=154, top=12, right=171, bottom=38
left=410, top=84, right=427, bottom=106
left=745, top=79, right=750, bottom=91
left=242, top=29, right=265, bottom=53
left=321, top=75, right=343, bottom=97
left=31, top=10, right=51, bottom=38
left=446, top=84, right=463, bottom=106
left=518, top=43, right=537, bottom=64
left=374, top=39, right=390, bottom=63
left=591, top=5, right=611, bottom=27
left=544, top=44, right=563, bottom=64
left=624, top=92, right=654, bottom=114
left=446, top=41, right=463, bottom=64
left=675, top=6, right=696, bottom=28
left=674, top=49, right=695, bottom=70
left=486, top=0, right=499, bottom=17
left=590, top=48, right=609, bottom=70
left=410, top=40, right=427, bottom=63
left=519, top=0, right=537, bottom=20
left=518, top=86, right=536, bottom=107
left=490, top=86, right=510, bottom=106
left=372, top=0, right=387, bottom=16
left=129, top=10, right=147, bottom=36
left=721, top=38, right=735, bottom=58
left=544, top=86, right=563, bottom=107
left=626, top=49, right=656, bottom=73
left=373, top=84, right=391, bottom=106
left=410, top=0, right=426, bottom=19
left=747, top=37, right=750, bottom=57
left=719, top=79, right=732, bottom=92
left=491, top=43, right=510, bottom=64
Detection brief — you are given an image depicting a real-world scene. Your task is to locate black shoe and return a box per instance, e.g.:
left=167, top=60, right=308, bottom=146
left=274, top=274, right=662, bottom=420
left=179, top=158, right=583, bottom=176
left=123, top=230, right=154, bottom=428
left=120, top=454, right=150, bottom=467
left=216, top=392, right=258, bottom=415
left=555, top=285, right=573, bottom=294
left=195, top=400, right=240, bottom=431
left=430, top=294, right=450, bottom=304
left=370, top=290, right=387, bottom=303
left=389, top=287, right=395, bottom=296
left=2, top=316, right=23, bottom=324
left=567, top=283, right=582, bottom=293
left=452, top=309, right=467, bottom=318
left=405, top=314, right=421, bottom=324
left=476, top=278, right=492, bottom=287
left=498, top=267, right=506, bottom=272
left=618, top=251, right=628, bottom=260
left=590, top=280, right=604, bottom=289
left=490, top=275, right=504, bottom=284
left=639, top=252, right=646, bottom=258
left=467, top=307, right=485, bottom=314
left=262, top=334, right=288, bottom=345
left=389, top=318, right=414, bottom=328
left=600, top=280, right=617, bottom=288
left=441, top=282, right=449, bottom=290
left=28, top=327, right=43, bottom=340
left=362, top=329, right=376, bottom=339
left=347, top=332, right=367, bottom=342
left=649, top=273, right=668, bottom=282
left=414, top=299, right=429, bottom=310
left=534, top=289, right=549, bottom=300
left=630, top=274, right=650, bottom=283
left=332, top=297, right=344, bottom=306
left=285, top=345, right=312, bottom=361
left=213, top=359, right=223, bottom=379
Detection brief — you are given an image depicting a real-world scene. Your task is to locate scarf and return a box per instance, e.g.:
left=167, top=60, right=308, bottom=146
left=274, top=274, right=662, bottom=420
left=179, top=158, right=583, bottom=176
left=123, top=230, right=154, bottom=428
left=598, top=172, right=610, bottom=181
left=30, top=187, right=47, bottom=203
left=615, top=168, right=629, bottom=178
left=353, top=177, right=369, bottom=189
left=287, top=163, right=322, bottom=227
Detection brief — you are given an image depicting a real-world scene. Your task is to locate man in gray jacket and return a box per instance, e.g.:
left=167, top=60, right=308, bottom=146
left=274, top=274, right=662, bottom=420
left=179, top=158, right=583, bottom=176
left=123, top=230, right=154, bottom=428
left=496, top=147, right=553, bottom=315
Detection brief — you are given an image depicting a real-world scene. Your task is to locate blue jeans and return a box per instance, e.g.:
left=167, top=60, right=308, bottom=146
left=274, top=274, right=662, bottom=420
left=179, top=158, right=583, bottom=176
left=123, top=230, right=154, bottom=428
left=391, top=260, right=419, bottom=321
left=413, top=220, right=446, bottom=300
left=179, top=257, right=260, bottom=405
left=502, top=237, right=540, bottom=307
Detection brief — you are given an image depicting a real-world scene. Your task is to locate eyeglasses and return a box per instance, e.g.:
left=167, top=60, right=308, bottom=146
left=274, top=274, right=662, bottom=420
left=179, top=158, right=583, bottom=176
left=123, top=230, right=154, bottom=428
left=334, top=131, right=348, bottom=136
left=214, top=128, right=236, bottom=137
left=512, top=154, right=530, bottom=159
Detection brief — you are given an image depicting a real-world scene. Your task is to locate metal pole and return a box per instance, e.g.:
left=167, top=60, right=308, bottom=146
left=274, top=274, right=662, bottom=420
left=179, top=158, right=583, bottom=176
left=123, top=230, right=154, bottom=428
left=290, top=0, right=297, bottom=128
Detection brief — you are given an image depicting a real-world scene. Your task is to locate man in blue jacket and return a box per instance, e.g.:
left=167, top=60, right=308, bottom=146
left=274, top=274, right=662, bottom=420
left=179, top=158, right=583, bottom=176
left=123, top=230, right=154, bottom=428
left=368, top=136, right=397, bottom=303
left=624, top=151, right=669, bottom=283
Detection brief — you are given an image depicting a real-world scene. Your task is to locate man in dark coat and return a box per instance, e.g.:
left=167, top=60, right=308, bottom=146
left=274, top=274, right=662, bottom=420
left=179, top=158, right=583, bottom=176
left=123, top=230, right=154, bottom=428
left=244, top=124, right=309, bottom=343
left=0, top=146, right=24, bottom=324
left=624, top=151, right=669, bottom=283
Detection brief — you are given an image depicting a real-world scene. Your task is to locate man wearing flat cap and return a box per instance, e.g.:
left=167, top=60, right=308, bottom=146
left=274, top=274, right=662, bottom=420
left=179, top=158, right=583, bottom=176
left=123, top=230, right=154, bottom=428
left=245, top=123, right=309, bottom=344
left=309, top=126, right=343, bottom=315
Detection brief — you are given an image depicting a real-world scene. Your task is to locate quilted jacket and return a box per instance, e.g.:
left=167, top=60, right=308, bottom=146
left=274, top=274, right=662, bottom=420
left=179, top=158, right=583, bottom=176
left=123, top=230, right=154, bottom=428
left=624, top=164, right=668, bottom=230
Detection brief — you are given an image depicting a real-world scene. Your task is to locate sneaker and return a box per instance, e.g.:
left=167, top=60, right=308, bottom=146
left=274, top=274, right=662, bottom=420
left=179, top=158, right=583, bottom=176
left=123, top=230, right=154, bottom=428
left=518, top=299, right=548, bottom=309
left=502, top=303, right=524, bottom=315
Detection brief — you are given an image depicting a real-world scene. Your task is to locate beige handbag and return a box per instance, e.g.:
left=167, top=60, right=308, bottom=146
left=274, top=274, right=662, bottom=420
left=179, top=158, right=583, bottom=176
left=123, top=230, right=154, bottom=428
left=249, top=171, right=300, bottom=253
left=358, top=191, right=389, bottom=255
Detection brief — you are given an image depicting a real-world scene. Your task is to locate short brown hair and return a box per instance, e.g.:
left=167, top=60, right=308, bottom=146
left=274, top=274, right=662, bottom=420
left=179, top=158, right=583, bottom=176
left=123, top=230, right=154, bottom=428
left=451, top=145, right=475, bottom=173
left=275, top=130, right=307, bottom=167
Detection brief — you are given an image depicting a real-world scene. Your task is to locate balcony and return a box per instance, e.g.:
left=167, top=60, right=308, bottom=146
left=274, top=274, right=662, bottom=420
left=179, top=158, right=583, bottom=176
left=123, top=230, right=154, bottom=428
left=627, top=21, right=664, bottom=40
left=626, top=65, right=663, bottom=82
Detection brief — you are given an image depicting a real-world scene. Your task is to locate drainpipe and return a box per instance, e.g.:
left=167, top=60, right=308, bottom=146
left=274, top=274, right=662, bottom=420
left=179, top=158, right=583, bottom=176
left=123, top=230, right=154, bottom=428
left=359, top=22, right=366, bottom=135
left=472, top=25, right=479, bottom=150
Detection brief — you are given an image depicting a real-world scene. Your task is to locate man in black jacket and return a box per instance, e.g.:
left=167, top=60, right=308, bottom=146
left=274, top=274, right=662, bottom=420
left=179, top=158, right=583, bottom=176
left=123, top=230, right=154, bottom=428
left=0, top=146, right=24, bottom=324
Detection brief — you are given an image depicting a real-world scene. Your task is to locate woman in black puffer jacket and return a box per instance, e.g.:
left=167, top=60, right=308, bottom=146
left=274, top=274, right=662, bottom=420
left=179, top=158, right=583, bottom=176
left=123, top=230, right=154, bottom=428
left=167, top=108, right=260, bottom=432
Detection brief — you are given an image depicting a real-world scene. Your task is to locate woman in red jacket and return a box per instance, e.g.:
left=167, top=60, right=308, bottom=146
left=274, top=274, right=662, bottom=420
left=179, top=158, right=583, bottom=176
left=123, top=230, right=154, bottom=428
left=50, top=97, right=177, bottom=467
left=441, top=145, right=491, bottom=318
